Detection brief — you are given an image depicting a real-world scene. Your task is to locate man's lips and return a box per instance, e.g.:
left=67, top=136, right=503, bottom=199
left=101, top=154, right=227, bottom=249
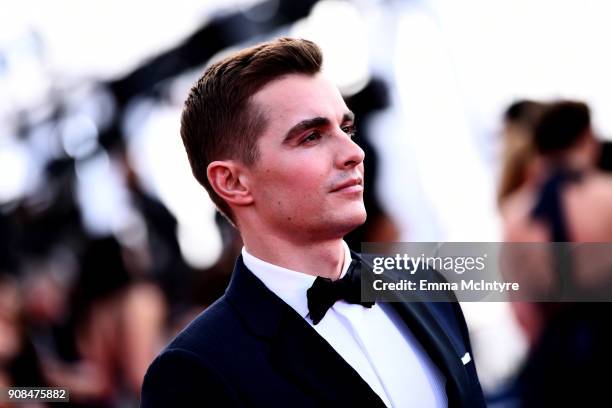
left=330, top=178, right=363, bottom=193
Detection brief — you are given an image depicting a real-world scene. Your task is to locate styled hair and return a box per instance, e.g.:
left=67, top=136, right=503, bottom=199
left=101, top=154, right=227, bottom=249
left=180, top=37, right=323, bottom=222
left=498, top=100, right=546, bottom=203
left=504, top=100, right=545, bottom=131
left=534, top=101, right=591, bottom=155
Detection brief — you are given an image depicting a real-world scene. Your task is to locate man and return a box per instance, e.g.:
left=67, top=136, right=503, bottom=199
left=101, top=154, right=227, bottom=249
left=502, top=101, right=612, bottom=298
left=141, top=37, right=484, bottom=407
left=501, top=101, right=612, bottom=407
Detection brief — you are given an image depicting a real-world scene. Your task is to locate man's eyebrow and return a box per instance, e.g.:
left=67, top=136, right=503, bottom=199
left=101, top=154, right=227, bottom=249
left=342, top=111, right=355, bottom=123
left=283, top=117, right=329, bottom=143
left=283, top=111, right=355, bottom=143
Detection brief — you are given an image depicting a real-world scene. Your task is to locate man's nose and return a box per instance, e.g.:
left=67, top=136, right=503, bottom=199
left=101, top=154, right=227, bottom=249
left=335, top=132, right=365, bottom=169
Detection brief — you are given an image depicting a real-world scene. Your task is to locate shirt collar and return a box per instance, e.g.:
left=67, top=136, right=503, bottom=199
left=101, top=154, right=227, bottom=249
left=241, top=241, right=353, bottom=319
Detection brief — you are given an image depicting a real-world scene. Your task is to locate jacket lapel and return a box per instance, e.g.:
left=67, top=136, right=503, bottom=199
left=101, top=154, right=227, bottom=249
left=389, top=300, right=472, bottom=407
left=270, top=306, right=387, bottom=407
left=355, top=251, right=473, bottom=406
left=226, top=256, right=386, bottom=407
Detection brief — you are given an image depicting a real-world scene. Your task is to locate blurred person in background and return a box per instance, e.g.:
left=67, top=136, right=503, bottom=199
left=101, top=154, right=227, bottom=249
left=24, top=236, right=166, bottom=408
left=0, top=214, right=46, bottom=406
left=0, top=273, right=46, bottom=395
left=1, top=143, right=176, bottom=407
left=1, top=113, right=213, bottom=407
left=500, top=100, right=612, bottom=407
left=141, top=37, right=485, bottom=407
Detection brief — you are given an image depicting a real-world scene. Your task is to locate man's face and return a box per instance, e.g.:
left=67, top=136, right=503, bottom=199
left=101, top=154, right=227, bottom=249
left=246, top=73, right=366, bottom=240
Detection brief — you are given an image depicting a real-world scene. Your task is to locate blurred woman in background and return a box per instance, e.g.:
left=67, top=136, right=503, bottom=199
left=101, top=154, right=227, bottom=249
left=500, top=100, right=612, bottom=407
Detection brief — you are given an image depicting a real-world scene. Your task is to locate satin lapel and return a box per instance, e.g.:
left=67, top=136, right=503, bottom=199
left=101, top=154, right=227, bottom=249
left=354, top=252, right=472, bottom=406
left=226, top=256, right=386, bottom=407
left=389, top=299, right=471, bottom=406
left=270, top=309, right=387, bottom=407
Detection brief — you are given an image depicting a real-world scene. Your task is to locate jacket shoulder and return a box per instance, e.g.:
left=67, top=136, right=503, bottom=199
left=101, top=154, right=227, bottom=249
left=141, top=347, right=239, bottom=407
left=165, top=296, right=251, bottom=356
left=141, top=297, right=244, bottom=407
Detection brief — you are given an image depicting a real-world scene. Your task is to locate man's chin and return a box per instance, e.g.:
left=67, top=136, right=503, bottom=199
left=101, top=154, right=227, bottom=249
left=298, top=205, right=366, bottom=239
left=338, top=208, right=367, bottom=234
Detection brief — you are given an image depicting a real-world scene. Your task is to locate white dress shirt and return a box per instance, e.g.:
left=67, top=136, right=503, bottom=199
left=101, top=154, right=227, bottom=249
left=242, top=242, right=447, bottom=408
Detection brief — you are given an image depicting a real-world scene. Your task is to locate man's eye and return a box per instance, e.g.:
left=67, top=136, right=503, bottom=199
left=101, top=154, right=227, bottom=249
left=300, top=132, right=321, bottom=144
left=342, top=125, right=356, bottom=137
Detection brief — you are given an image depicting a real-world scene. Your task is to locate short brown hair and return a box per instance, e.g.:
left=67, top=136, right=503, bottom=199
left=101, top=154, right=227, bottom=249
left=180, top=37, right=323, bottom=223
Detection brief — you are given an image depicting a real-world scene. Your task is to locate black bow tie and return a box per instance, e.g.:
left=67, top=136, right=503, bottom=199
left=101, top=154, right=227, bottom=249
left=306, top=259, right=375, bottom=325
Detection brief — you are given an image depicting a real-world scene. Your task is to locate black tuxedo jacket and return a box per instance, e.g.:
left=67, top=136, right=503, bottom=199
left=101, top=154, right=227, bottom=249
left=141, top=255, right=485, bottom=407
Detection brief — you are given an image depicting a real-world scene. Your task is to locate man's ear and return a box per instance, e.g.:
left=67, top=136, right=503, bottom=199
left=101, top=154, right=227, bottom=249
left=207, top=160, right=254, bottom=206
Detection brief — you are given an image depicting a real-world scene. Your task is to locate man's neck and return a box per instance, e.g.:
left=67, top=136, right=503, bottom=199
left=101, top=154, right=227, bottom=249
left=241, top=231, right=346, bottom=280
